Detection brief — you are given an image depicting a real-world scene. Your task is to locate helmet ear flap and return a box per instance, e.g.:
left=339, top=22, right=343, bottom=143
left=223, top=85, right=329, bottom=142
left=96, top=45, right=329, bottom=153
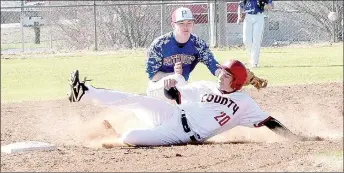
left=230, top=77, right=244, bottom=90
left=231, top=80, right=241, bottom=90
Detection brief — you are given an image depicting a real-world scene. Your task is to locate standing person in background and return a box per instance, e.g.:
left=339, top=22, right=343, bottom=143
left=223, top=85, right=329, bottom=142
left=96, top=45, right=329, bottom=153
left=237, top=0, right=273, bottom=68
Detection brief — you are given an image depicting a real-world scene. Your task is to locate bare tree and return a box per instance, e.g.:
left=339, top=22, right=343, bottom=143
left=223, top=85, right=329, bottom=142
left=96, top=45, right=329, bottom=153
left=97, top=2, right=161, bottom=49
left=277, top=1, right=343, bottom=41
left=42, top=1, right=162, bottom=50
left=43, top=1, right=95, bottom=50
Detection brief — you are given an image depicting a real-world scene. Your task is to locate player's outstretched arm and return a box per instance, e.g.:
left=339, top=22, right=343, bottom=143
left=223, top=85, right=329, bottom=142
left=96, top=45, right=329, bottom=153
left=196, top=38, right=221, bottom=77
left=263, top=117, right=324, bottom=141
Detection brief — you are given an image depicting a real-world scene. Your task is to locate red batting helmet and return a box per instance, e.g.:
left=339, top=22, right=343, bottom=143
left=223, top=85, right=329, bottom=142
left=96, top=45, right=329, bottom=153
left=220, top=59, right=247, bottom=90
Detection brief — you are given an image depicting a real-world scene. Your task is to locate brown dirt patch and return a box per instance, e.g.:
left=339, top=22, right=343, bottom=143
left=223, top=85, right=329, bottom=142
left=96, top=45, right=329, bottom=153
left=1, top=82, right=343, bottom=172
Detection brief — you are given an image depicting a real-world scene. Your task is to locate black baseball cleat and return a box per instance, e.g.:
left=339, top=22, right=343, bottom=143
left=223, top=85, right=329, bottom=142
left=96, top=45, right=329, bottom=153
left=68, top=70, right=89, bottom=102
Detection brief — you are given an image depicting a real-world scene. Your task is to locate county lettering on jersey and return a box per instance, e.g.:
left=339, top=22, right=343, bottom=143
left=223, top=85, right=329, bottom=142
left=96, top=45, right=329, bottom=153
left=176, top=81, right=270, bottom=141
left=145, top=32, right=219, bottom=81
left=201, top=93, right=240, bottom=115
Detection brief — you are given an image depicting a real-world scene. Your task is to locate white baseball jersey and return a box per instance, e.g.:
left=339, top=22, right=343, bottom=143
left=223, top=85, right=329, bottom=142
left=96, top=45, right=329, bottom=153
left=82, top=78, right=270, bottom=146
left=176, top=80, right=270, bottom=141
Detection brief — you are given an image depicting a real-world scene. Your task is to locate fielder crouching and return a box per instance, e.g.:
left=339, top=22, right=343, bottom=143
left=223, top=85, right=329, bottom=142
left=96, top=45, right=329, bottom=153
left=68, top=59, right=323, bottom=148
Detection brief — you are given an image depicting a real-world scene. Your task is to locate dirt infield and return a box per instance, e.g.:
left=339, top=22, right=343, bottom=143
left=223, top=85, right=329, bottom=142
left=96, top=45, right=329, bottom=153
left=1, top=82, right=343, bottom=172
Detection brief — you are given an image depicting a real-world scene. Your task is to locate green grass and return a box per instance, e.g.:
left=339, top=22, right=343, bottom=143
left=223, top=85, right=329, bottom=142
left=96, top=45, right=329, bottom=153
left=1, top=40, right=63, bottom=51
left=1, top=42, right=48, bottom=51
left=1, top=43, right=343, bottom=103
left=317, top=150, right=344, bottom=158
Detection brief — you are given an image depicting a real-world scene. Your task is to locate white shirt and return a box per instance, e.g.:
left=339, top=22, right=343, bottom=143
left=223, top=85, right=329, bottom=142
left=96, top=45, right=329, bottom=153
left=176, top=80, right=270, bottom=141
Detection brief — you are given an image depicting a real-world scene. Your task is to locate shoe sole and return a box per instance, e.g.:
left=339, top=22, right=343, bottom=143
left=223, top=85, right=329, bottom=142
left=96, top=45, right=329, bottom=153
left=69, top=70, right=80, bottom=102
left=70, top=70, right=79, bottom=86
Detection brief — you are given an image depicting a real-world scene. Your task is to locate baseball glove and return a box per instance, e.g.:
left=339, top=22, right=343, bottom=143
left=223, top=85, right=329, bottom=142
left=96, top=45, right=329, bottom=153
left=244, top=69, right=268, bottom=90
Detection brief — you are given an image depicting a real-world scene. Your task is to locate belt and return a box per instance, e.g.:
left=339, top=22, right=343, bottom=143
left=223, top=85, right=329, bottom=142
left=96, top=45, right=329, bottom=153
left=181, top=110, right=198, bottom=142
left=247, top=11, right=263, bottom=15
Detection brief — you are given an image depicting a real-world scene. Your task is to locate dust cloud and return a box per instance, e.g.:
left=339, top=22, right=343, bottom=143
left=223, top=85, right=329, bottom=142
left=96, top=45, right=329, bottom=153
left=36, top=105, right=343, bottom=147
left=36, top=106, right=149, bottom=148
left=208, top=110, right=343, bottom=144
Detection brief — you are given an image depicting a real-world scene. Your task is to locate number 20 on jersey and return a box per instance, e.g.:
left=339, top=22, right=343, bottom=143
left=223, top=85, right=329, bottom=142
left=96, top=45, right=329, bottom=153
left=214, top=112, right=230, bottom=126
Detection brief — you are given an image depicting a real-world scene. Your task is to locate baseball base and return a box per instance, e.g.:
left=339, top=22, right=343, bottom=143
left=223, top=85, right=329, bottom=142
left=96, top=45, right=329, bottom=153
left=1, top=141, right=56, bottom=154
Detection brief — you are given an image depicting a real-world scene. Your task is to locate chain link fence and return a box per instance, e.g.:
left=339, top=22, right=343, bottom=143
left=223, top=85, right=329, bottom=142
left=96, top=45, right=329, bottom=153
left=1, top=1, right=343, bottom=54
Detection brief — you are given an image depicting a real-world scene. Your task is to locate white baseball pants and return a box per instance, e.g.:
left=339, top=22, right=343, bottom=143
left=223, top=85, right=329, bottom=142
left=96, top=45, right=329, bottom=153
left=146, top=74, right=188, bottom=103
left=243, top=13, right=265, bottom=67
left=83, top=85, right=193, bottom=146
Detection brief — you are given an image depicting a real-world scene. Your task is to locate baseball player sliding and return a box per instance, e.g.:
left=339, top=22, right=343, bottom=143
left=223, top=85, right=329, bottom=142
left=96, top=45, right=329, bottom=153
left=68, top=59, right=322, bottom=148
left=146, top=7, right=267, bottom=103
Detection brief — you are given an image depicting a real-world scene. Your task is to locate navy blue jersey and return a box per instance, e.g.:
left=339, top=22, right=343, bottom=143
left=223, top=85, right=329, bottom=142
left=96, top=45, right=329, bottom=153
left=145, top=32, right=219, bottom=81
left=239, top=0, right=272, bottom=14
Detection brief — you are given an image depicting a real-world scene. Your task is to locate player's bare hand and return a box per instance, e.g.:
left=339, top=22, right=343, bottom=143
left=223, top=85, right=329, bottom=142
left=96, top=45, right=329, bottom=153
left=237, top=18, right=244, bottom=24
left=164, top=78, right=178, bottom=90
left=174, top=62, right=183, bottom=75
left=265, top=4, right=273, bottom=10
left=237, top=13, right=245, bottom=24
